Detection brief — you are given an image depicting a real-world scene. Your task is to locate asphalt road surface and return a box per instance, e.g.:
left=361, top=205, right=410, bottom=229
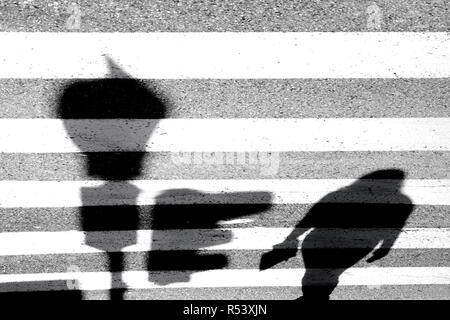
left=0, top=0, right=449, bottom=300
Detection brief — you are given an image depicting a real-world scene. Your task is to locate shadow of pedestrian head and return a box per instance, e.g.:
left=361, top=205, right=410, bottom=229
left=57, top=56, right=166, bottom=180
left=147, top=189, right=273, bottom=285
left=346, top=168, right=406, bottom=198
left=304, top=168, right=413, bottom=228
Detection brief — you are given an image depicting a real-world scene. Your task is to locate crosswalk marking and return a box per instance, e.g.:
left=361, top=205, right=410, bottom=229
left=1, top=268, right=449, bottom=291
left=0, top=32, right=448, bottom=79
left=0, top=228, right=448, bottom=256
left=0, top=179, right=448, bottom=208
left=0, top=118, right=449, bottom=152
left=0, top=24, right=448, bottom=299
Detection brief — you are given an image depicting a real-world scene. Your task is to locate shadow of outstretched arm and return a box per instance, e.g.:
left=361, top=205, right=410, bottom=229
left=366, top=229, right=399, bottom=263
left=366, top=197, right=413, bottom=263
left=259, top=210, right=314, bottom=270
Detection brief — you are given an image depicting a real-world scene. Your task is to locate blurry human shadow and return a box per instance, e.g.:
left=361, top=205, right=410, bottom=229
left=147, top=189, right=272, bottom=285
left=58, top=56, right=166, bottom=300
left=260, top=169, right=414, bottom=300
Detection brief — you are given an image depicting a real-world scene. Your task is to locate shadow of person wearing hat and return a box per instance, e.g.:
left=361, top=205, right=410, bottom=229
left=260, top=169, right=414, bottom=300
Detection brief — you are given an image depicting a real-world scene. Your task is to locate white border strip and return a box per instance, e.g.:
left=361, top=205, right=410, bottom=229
left=0, top=228, right=448, bottom=256
left=0, top=179, right=448, bottom=208
left=0, top=32, right=448, bottom=79
left=0, top=118, right=449, bottom=152
left=1, top=268, right=449, bottom=291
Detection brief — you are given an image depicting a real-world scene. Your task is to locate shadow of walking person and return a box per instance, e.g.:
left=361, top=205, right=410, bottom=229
left=260, top=169, right=414, bottom=300
left=57, top=56, right=166, bottom=300
left=147, top=189, right=272, bottom=285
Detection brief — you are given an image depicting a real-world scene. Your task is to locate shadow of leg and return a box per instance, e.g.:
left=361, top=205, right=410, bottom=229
left=300, top=268, right=340, bottom=301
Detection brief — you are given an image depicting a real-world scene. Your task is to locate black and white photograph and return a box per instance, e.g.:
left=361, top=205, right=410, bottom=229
left=0, top=0, right=448, bottom=311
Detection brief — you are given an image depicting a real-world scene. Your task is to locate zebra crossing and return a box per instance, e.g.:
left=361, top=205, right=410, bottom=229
left=0, top=1, right=449, bottom=300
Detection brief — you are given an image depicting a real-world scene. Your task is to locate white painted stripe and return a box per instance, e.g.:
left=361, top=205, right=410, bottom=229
left=218, top=218, right=255, bottom=225
left=0, top=268, right=449, bottom=291
left=0, top=179, right=448, bottom=208
left=0, top=228, right=448, bottom=256
left=0, top=32, right=448, bottom=79
left=0, top=118, right=449, bottom=153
